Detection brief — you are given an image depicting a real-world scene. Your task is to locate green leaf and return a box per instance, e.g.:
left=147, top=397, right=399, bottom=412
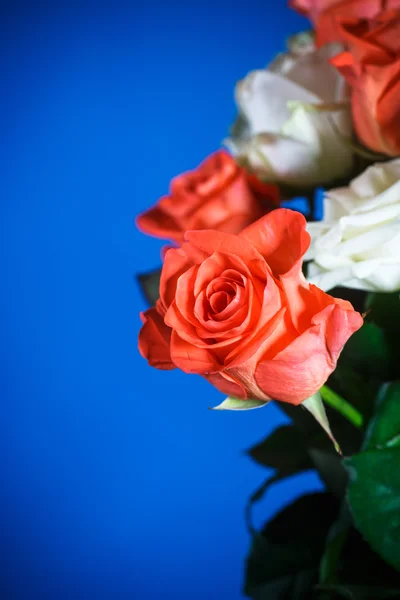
left=247, top=423, right=347, bottom=499
left=329, top=287, right=367, bottom=314
left=246, top=425, right=313, bottom=473
left=245, top=425, right=322, bottom=534
left=137, top=268, right=161, bottom=306
left=210, top=396, right=268, bottom=411
left=315, top=584, right=400, bottom=599
left=324, top=509, right=400, bottom=590
left=308, top=448, right=348, bottom=499
left=246, top=473, right=292, bottom=534
left=340, top=322, right=392, bottom=380
left=365, top=292, right=400, bottom=336
left=244, top=424, right=324, bottom=533
left=364, top=382, right=400, bottom=450
left=345, top=382, right=400, bottom=571
left=319, top=504, right=351, bottom=585
left=328, top=364, right=377, bottom=425
left=244, top=492, right=339, bottom=600
left=345, top=448, right=400, bottom=572
left=303, top=393, right=341, bottom=454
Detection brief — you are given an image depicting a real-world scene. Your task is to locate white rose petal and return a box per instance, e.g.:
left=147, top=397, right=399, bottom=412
left=307, top=158, right=400, bottom=293
left=225, top=34, right=353, bottom=187
left=235, top=70, right=318, bottom=135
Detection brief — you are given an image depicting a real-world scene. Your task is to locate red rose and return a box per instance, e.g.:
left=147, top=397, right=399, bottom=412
left=138, top=209, right=362, bottom=405
left=290, top=0, right=400, bottom=46
left=136, top=150, right=279, bottom=245
left=332, top=9, right=400, bottom=156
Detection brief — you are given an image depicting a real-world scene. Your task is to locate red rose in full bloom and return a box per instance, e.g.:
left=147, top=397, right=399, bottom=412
left=290, top=0, right=400, bottom=46
left=138, top=209, right=362, bottom=405
left=136, top=150, right=279, bottom=245
left=332, top=9, right=400, bottom=156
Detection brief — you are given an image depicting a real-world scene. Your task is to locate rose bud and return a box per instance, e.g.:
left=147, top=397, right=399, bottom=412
left=136, top=150, right=279, bottom=245
left=290, top=0, right=400, bottom=46
left=332, top=9, right=400, bottom=157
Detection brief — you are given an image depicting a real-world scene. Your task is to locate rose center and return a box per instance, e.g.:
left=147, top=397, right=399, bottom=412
left=205, top=276, right=245, bottom=321
left=209, top=291, right=231, bottom=313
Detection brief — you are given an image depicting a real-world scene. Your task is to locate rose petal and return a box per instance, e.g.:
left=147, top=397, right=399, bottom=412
left=255, top=304, right=363, bottom=404
left=193, top=252, right=250, bottom=297
left=138, top=308, right=175, bottom=370
left=204, top=371, right=248, bottom=399
left=194, top=286, right=249, bottom=334
left=209, top=282, right=246, bottom=321
left=160, top=247, right=192, bottom=311
left=183, top=230, right=268, bottom=280
left=280, top=271, right=354, bottom=335
left=170, top=150, right=238, bottom=198
left=136, top=199, right=184, bottom=243
left=170, top=330, right=220, bottom=374
left=165, top=300, right=244, bottom=349
left=235, top=69, right=319, bottom=134
left=240, top=208, right=310, bottom=277
left=173, top=264, right=199, bottom=327
left=226, top=305, right=288, bottom=368
left=209, top=290, right=232, bottom=313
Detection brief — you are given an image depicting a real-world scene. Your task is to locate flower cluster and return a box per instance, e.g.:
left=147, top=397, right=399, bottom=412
left=135, top=3, right=400, bottom=595
left=136, top=1, right=400, bottom=408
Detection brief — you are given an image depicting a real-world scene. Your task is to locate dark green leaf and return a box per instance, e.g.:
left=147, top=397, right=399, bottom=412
left=244, top=492, right=339, bottom=600
left=246, top=425, right=313, bottom=473
left=364, top=382, right=400, bottom=450
left=137, top=268, right=161, bottom=306
left=365, top=292, right=400, bottom=337
left=345, top=448, right=400, bottom=572
left=315, top=584, right=400, bottom=599
left=245, top=424, right=318, bottom=534
left=329, top=287, right=367, bottom=315
left=246, top=422, right=346, bottom=522
left=345, top=382, right=400, bottom=572
left=247, top=570, right=316, bottom=600
left=319, top=503, right=351, bottom=585
left=337, top=525, right=400, bottom=588
left=309, top=448, right=348, bottom=500
left=340, top=322, right=392, bottom=380
left=246, top=473, right=299, bottom=534
left=328, top=364, right=377, bottom=425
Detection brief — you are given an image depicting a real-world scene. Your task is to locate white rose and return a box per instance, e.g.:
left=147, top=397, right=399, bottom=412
left=224, top=32, right=353, bottom=187
left=306, top=158, right=400, bottom=292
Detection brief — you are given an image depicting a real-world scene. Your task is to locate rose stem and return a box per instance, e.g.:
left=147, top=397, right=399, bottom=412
left=320, top=385, right=364, bottom=429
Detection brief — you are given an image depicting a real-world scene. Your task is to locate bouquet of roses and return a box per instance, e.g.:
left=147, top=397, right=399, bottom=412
left=135, top=1, right=400, bottom=598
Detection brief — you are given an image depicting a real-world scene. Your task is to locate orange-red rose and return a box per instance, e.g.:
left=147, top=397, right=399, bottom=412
left=290, top=0, right=400, bottom=46
left=138, top=209, right=362, bottom=405
left=136, top=150, right=279, bottom=245
left=331, top=9, right=400, bottom=156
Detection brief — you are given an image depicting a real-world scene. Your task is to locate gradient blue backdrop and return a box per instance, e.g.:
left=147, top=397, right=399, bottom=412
left=1, top=2, right=321, bottom=599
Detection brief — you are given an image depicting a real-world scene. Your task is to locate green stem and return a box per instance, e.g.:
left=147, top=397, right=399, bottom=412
left=320, top=385, right=364, bottom=429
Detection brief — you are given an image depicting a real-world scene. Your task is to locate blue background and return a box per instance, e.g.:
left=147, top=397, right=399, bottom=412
left=1, top=2, right=321, bottom=599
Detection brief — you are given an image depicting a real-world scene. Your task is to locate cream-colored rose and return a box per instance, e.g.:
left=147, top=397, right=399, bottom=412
left=306, top=159, right=400, bottom=292
left=224, top=32, right=353, bottom=187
